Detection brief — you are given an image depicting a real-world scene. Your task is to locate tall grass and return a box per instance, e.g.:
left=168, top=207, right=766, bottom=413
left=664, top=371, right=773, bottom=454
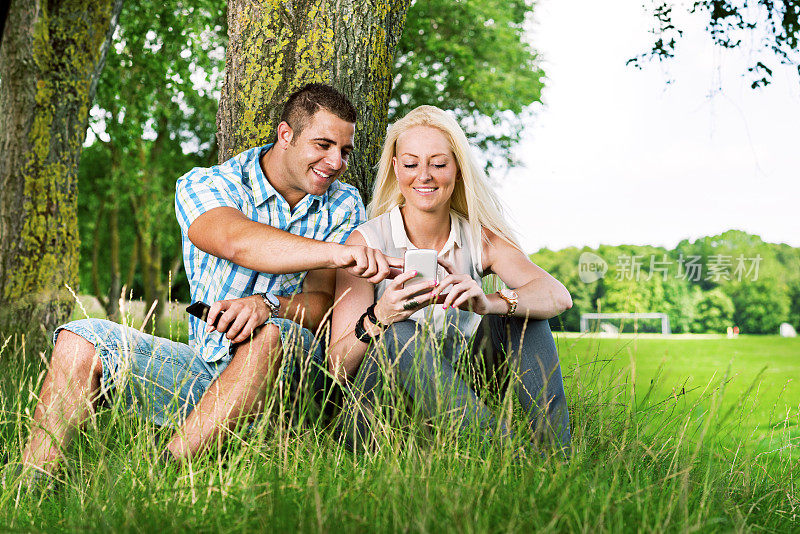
left=0, top=323, right=798, bottom=532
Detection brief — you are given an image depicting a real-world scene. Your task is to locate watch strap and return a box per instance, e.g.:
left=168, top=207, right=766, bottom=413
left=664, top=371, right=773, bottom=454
left=354, top=311, right=373, bottom=343
left=259, top=292, right=280, bottom=319
left=496, top=289, right=518, bottom=316
left=365, top=303, right=383, bottom=328
left=355, top=304, right=385, bottom=343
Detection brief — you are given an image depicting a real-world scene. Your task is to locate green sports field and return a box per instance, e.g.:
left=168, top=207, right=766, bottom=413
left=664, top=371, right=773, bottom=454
left=557, top=334, right=800, bottom=452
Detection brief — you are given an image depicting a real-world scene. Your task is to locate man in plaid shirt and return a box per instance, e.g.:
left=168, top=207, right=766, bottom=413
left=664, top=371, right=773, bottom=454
left=15, top=84, right=398, bottom=482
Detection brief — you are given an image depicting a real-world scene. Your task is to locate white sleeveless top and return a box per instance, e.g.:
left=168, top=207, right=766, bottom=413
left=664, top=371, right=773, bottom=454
left=355, top=206, right=484, bottom=338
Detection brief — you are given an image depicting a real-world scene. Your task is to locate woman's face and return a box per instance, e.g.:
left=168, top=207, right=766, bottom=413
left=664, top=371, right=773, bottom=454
left=392, top=126, right=458, bottom=214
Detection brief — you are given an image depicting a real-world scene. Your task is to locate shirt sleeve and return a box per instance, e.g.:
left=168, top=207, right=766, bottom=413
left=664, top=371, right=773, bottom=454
left=326, top=187, right=367, bottom=245
left=175, top=166, right=244, bottom=234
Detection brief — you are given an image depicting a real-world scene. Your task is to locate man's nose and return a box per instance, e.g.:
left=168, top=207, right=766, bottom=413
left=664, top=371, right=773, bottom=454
left=325, top=150, right=343, bottom=170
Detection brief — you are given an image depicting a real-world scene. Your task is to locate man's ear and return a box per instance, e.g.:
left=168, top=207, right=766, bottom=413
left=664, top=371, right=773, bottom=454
left=276, top=121, right=294, bottom=148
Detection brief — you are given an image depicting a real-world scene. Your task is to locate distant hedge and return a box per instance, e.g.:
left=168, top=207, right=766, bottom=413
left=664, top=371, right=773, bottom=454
left=531, top=230, right=800, bottom=334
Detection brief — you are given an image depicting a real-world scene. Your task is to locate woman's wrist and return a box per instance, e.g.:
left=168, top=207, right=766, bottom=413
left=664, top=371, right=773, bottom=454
left=373, top=300, right=393, bottom=326
left=486, top=293, right=510, bottom=315
left=363, top=314, right=383, bottom=337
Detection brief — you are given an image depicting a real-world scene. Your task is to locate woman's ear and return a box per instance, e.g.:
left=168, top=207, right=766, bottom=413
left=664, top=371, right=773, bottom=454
left=392, top=156, right=399, bottom=174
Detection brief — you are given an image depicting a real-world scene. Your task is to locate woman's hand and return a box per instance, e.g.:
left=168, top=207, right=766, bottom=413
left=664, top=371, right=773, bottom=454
left=373, top=270, right=438, bottom=325
left=433, top=258, right=492, bottom=315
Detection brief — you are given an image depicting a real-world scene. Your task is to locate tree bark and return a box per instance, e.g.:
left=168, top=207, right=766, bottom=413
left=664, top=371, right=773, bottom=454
left=217, top=0, right=412, bottom=203
left=0, top=0, right=123, bottom=342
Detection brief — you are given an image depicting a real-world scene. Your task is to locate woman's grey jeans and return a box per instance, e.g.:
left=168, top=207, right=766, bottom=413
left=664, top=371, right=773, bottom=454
left=337, top=315, right=571, bottom=454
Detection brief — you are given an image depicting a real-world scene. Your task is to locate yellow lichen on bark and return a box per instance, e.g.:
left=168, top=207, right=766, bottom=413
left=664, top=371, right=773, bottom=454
left=1, top=0, right=115, bottom=337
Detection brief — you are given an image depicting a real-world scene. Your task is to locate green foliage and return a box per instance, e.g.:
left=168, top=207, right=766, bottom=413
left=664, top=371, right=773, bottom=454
left=727, top=279, right=790, bottom=334
left=78, top=0, right=226, bottom=306
left=692, top=287, right=734, bottom=333
left=788, top=280, right=800, bottom=331
left=391, top=0, right=543, bottom=170
left=531, top=230, right=799, bottom=334
left=631, top=1, right=800, bottom=88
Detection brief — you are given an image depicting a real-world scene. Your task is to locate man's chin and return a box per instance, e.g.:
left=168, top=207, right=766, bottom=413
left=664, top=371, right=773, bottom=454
left=308, top=176, right=336, bottom=195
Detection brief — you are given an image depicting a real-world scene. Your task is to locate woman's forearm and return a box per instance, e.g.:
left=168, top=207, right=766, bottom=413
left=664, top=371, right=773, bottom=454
left=328, top=314, right=379, bottom=382
left=506, top=276, right=572, bottom=320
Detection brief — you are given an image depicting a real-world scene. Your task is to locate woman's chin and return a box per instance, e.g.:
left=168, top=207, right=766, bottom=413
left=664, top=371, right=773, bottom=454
left=402, top=198, right=450, bottom=214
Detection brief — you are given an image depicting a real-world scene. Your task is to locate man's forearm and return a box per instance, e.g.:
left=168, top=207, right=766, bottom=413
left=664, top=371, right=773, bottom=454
left=188, top=207, right=343, bottom=274
left=227, top=220, right=341, bottom=274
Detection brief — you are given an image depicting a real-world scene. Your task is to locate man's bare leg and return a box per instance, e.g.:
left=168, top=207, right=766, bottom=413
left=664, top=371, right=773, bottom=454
left=21, top=330, right=103, bottom=474
left=165, top=324, right=283, bottom=460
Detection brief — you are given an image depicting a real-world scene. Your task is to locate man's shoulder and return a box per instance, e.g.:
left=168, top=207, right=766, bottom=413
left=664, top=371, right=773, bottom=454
left=177, top=146, right=263, bottom=186
left=325, top=180, right=364, bottom=212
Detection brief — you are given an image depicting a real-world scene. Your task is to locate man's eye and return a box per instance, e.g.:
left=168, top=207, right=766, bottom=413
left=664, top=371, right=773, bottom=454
left=318, top=143, right=330, bottom=150
left=342, top=151, right=351, bottom=160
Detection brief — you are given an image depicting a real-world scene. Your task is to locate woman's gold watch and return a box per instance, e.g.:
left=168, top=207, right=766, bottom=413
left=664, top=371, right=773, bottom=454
left=496, top=289, right=518, bottom=316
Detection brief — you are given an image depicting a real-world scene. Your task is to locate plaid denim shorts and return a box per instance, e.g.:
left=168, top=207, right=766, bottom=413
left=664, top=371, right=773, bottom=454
left=53, top=318, right=326, bottom=427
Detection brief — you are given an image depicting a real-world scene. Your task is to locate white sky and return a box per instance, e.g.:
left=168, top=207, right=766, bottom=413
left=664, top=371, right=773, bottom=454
left=497, top=0, right=800, bottom=253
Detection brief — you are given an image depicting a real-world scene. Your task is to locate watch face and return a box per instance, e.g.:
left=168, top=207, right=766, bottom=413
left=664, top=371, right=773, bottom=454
left=500, top=289, right=517, bottom=299
left=264, top=293, right=280, bottom=306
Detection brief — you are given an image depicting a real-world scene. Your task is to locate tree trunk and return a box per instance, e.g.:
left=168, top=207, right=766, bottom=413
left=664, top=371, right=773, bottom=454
left=217, top=0, right=412, bottom=203
left=0, top=0, right=123, bottom=343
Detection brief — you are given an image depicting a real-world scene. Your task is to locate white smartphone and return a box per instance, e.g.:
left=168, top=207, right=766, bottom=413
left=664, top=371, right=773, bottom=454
left=403, top=249, right=438, bottom=288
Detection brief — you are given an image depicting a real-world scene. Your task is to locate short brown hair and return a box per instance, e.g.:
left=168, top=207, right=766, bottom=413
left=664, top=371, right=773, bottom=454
left=280, top=83, right=357, bottom=138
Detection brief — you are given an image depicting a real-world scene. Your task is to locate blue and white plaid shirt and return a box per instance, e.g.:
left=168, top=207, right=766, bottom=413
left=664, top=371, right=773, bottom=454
left=175, top=144, right=366, bottom=363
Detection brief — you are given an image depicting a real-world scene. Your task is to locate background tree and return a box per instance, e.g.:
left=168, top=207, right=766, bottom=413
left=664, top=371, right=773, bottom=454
left=78, top=0, right=225, bottom=324
left=631, top=1, right=800, bottom=88
left=0, top=0, right=122, bottom=342
left=391, top=0, right=544, bottom=172
left=692, top=288, right=734, bottom=333
left=217, top=0, right=413, bottom=203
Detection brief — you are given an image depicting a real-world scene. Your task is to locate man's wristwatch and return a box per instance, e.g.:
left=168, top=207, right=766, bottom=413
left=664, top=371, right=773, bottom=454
left=355, top=303, right=385, bottom=343
left=259, top=292, right=280, bottom=319
left=496, top=288, right=519, bottom=316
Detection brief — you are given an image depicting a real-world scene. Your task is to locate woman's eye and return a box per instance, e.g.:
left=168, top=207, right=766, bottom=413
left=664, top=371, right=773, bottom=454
left=433, top=164, right=447, bottom=168
left=403, top=164, right=418, bottom=169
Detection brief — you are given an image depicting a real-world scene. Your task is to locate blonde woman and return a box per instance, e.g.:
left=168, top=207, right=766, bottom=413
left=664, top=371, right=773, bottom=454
left=329, top=105, right=573, bottom=453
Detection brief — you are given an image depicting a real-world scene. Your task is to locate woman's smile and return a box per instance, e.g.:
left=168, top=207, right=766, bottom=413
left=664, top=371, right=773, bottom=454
left=413, top=186, right=438, bottom=195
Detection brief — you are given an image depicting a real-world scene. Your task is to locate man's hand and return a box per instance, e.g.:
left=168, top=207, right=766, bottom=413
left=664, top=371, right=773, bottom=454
left=206, top=295, right=270, bottom=343
left=332, top=243, right=403, bottom=284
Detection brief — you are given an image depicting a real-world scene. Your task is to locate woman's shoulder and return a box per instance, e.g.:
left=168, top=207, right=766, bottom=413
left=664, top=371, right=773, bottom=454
left=353, top=210, right=394, bottom=249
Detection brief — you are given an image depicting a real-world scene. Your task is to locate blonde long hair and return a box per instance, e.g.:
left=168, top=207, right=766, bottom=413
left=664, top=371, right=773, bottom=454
left=367, top=105, right=521, bottom=250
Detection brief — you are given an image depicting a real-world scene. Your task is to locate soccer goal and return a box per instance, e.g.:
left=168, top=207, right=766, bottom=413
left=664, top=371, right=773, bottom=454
left=579, top=313, right=671, bottom=335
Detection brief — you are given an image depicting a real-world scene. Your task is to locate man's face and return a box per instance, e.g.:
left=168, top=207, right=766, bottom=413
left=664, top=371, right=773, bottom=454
left=279, top=109, right=355, bottom=202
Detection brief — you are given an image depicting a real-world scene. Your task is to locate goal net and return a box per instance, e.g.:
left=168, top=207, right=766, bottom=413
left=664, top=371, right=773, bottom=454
left=579, top=313, right=671, bottom=335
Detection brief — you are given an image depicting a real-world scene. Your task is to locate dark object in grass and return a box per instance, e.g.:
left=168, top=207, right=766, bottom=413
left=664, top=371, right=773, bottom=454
left=1, top=461, right=57, bottom=497
left=186, top=301, right=220, bottom=327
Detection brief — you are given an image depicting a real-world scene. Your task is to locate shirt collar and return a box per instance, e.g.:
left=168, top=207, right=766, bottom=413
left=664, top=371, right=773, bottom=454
left=250, top=144, right=277, bottom=207
left=389, top=205, right=461, bottom=252
left=250, top=143, right=328, bottom=212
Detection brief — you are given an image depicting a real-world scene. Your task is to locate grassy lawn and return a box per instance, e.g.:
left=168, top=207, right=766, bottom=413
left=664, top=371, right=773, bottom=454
left=1, top=328, right=798, bottom=531
left=556, top=334, right=800, bottom=452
